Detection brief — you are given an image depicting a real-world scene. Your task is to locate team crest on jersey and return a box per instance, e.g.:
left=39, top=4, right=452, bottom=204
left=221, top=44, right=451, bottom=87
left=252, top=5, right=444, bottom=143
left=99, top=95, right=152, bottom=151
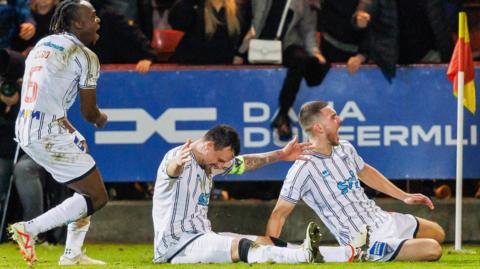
left=321, top=170, right=330, bottom=177
left=337, top=170, right=360, bottom=194
left=198, top=193, right=210, bottom=206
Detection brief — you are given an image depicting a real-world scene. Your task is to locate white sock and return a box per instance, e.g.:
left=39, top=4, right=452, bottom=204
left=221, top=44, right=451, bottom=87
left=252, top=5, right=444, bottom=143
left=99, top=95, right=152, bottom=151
left=25, top=193, right=88, bottom=236
left=319, top=245, right=353, bottom=262
left=64, top=216, right=91, bottom=258
left=247, top=244, right=308, bottom=263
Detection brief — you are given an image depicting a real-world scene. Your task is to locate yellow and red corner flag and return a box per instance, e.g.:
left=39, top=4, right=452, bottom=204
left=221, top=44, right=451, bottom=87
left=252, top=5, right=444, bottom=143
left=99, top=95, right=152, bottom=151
left=447, top=12, right=476, bottom=114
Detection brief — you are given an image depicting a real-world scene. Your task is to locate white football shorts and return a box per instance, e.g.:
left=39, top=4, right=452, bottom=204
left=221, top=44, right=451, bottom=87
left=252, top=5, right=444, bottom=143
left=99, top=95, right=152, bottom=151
left=368, top=212, right=419, bottom=261
left=169, top=232, right=235, bottom=264
left=20, top=132, right=96, bottom=184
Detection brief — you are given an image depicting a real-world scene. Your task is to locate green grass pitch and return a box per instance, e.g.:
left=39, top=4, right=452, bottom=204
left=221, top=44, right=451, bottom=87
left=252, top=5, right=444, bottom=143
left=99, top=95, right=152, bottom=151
left=0, top=243, right=479, bottom=268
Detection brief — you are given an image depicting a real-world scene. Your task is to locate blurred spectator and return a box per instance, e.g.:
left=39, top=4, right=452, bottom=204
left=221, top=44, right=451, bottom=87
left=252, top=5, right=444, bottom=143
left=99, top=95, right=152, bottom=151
left=168, top=0, right=251, bottom=65
left=353, top=0, right=398, bottom=79
left=11, top=0, right=59, bottom=54
left=240, top=0, right=329, bottom=140
left=101, top=0, right=154, bottom=40
left=90, top=0, right=158, bottom=73
left=355, top=0, right=453, bottom=79
left=0, top=49, right=22, bottom=220
left=152, top=0, right=174, bottom=29
left=317, top=0, right=369, bottom=75
left=396, top=0, right=453, bottom=64
left=0, top=0, right=36, bottom=49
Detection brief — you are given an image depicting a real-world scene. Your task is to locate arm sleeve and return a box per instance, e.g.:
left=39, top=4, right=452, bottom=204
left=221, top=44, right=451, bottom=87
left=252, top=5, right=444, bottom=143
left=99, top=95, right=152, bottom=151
left=157, top=147, right=183, bottom=180
left=300, top=4, right=320, bottom=55
left=279, top=162, right=309, bottom=204
left=76, top=47, right=100, bottom=89
left=344, top=141, right=365, bottom=172
left=16, top=0, right=36, bottom=25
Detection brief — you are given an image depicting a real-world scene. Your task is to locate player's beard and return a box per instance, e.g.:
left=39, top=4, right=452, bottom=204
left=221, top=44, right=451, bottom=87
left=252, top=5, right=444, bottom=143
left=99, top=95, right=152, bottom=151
left=327, top=131, right=340, bottom=146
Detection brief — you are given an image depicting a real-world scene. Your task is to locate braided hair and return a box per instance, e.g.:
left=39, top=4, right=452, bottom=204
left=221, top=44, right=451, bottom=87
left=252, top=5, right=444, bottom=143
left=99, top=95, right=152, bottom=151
left=49, top=0, right=83, bottom=34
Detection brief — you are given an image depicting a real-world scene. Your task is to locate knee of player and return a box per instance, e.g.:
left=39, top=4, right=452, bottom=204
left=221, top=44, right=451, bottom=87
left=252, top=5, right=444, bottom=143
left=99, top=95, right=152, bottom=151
left=435, top=224, right=446, bottom=243
left=91, top=190, right=109, bottom=210
left=426, top=239, right=442, bottom=261
left=232, top=238, right=255, bottom=263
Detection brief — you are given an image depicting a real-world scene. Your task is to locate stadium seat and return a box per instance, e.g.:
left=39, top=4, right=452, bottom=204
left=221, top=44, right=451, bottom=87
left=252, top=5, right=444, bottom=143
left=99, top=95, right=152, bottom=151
left=151, top=29, right=185, bottom=62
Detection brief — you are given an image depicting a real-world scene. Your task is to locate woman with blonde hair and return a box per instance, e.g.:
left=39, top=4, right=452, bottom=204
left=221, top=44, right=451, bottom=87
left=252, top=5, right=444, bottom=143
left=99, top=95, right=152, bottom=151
left=169, top=0, right=250, bottom=64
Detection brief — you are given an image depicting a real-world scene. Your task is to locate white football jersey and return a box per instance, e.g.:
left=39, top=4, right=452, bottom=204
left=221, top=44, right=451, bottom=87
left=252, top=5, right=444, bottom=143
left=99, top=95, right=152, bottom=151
left=15, top=32, right=100, bottom=146
left=152, top=146, right=236, bottom=260
left=279, top=140, right=390, bottom=245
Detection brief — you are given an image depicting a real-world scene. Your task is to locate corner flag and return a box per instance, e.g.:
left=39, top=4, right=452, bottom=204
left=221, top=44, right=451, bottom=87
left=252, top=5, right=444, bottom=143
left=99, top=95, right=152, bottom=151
left=447, top=12, right=476, bottom=114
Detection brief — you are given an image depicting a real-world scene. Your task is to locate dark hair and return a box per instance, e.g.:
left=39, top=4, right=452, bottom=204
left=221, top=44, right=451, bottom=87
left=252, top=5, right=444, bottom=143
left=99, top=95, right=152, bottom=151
left=49, top=0, right=83, bottom=34
left=299, top=101, right=329, bottom=132
left=204, top=124, right=241, bottom=156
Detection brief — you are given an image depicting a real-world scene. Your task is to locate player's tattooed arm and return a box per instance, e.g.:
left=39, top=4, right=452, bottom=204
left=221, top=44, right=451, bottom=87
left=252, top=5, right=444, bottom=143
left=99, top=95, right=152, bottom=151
left=240, top=136, right=314, bottom=173
left=242, top=152, right=280, bottom=172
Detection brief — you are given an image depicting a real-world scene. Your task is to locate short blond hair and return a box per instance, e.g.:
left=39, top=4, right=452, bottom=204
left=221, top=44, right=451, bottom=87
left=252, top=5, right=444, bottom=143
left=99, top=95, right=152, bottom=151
left=299, top=101, right=329, bottom=133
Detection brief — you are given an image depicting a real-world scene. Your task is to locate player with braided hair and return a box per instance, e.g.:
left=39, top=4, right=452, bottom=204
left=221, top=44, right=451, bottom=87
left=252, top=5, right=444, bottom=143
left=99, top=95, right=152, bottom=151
left=9, top=0, right=108, bottom=265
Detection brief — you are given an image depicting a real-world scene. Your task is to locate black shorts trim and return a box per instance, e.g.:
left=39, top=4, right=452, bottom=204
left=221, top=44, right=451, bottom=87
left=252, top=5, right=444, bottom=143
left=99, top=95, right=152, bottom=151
left=167, top=233, right=204, bottom=263
left=63, top=164, right=97, bottom=184
left=412, top=216, right=420, bottom=238
left=389, top=239, right=408, bottom=261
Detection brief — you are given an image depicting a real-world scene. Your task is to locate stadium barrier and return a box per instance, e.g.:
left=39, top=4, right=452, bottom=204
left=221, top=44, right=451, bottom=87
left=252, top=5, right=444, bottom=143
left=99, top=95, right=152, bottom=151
left=86, top=199, right=480, bottom=243
left=68, top=65, right=480, bottom=182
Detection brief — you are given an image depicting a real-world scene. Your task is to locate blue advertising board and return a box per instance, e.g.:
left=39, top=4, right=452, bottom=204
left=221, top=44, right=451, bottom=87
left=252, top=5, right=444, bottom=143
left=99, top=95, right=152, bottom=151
left=68, top=66, right=480, bottom=182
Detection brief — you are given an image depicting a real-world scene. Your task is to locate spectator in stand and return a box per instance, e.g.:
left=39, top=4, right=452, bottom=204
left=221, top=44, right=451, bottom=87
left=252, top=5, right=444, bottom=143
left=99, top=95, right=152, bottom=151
left=168, top=0, right=251, bottom=65
left=11, top=0, right=59, bottom=54
left=0, top=0, right=36, bottom=49
left=0, top=49, right=21, bottom=220
left=317, top=0, right=369, bottom=75
left=90, top=0, right=158, bottom=74
left=100, top=0, right=153, bottom=40
left=351, top=0, right=453, bottom=79
left=238, top=0, right=329, bottom=141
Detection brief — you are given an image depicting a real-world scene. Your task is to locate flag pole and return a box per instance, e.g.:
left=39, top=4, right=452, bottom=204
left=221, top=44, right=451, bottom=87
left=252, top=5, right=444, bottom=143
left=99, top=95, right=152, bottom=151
left=454, top=12, right=466, bottom=251
left=455, top=70, right=464, bottom=251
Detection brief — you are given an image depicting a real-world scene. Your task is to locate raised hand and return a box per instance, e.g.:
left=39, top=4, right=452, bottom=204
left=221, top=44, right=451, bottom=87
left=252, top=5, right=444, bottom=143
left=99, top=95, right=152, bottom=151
left=403, top=193, right=434, bottom=210
left=277, top=136, right=314, bottom=161
left=175, top=139, right=192, bottom=167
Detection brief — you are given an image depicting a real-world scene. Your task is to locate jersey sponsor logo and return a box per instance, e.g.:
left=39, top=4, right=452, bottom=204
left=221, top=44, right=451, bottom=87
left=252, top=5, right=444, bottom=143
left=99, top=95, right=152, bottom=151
left=41, top=41, right=64, bottom=51
left=337, top=170, right=360, bottom=194
left=197, top=193, right=210, bottom=206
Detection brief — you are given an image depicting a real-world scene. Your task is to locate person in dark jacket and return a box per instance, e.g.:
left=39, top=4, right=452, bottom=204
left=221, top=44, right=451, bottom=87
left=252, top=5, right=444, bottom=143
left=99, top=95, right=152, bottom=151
left=168, top=0, right=250, bottom=64
left=91, top=0, right=157, bottom=73
left=0, top=0, right=36, bottom=49
left=355, top=0, right=453, bottom=80
left=11, top=0, right=59, bottom=53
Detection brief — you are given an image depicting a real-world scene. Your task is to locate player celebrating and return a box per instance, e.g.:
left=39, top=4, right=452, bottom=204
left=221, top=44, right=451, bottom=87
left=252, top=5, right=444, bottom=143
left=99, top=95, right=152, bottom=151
left=266, top=101, right=445, bottom=262
left=9, top=0, right=108, bottom=265
left=153, top=124, right=369, bottom=264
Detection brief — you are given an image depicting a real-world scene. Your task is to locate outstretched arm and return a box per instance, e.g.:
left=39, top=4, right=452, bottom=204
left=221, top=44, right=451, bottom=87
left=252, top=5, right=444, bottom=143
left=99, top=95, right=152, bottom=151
left=240, top=136, right=313, bottom=173
left=265, top=199, right=296, bottom=238
left=358, top=164, right=434, bottom=209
